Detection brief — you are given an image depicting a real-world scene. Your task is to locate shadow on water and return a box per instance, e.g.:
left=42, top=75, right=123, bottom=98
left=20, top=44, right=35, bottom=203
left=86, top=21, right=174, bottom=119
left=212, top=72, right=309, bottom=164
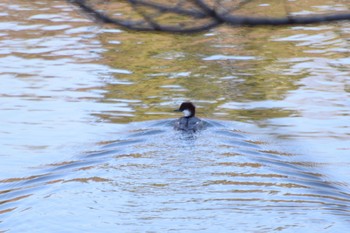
left=1, top=119, right=350, bottom=231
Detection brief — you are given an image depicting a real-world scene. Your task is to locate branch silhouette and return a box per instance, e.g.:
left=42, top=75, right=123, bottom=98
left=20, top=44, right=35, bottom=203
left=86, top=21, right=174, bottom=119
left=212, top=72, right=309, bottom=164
left=69, top=0, right=350, bottom=33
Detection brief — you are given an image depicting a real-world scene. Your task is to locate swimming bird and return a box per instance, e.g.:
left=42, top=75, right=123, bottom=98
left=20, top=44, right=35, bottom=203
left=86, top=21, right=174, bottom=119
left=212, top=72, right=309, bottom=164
left=173, top=102, right=205, bottom=132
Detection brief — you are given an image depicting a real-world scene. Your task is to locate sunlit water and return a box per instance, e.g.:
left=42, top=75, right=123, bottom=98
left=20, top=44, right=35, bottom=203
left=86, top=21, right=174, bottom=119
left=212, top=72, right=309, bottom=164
left=1, top=1, right=350, bottom=232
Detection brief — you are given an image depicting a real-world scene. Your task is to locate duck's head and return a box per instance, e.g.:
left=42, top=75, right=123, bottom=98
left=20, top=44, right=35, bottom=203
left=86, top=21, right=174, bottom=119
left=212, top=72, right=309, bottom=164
left=174, top=102, right=196, bottom=118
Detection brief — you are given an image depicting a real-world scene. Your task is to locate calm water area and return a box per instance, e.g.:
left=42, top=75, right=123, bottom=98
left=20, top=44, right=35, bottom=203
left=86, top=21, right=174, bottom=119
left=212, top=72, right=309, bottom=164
left=0, top=0, right=350, bottom=232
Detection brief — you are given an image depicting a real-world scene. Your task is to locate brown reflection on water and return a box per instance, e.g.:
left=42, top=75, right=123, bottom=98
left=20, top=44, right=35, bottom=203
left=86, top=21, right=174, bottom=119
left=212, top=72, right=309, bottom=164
left=96, top=26, right=303, bottom=123
left=94, top=20, right=314, bottom=123
left=88, top=0, right=349, bottom=124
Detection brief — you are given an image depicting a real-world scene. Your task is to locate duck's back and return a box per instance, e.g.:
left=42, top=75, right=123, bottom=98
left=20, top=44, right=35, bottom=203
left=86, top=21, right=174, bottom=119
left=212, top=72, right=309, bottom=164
left=174, top=117, right=204, bottom=132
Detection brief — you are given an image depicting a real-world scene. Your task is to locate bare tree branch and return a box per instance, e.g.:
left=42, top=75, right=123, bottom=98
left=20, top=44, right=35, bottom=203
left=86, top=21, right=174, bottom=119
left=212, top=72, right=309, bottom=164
left=130, top=0, right=207, bottom=18
left=221, top=13, right=350, bottom=26
left=68, top=0, right=350, bottom=33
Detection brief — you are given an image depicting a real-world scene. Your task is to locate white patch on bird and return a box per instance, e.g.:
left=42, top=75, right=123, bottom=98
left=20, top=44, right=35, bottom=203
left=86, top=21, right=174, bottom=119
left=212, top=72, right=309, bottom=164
left=183, top=109, right=191, bottom=117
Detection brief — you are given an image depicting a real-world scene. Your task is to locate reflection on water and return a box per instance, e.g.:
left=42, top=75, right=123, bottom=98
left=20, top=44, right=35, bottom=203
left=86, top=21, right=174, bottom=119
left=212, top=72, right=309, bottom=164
left=1, top=0, right=350, bottom=232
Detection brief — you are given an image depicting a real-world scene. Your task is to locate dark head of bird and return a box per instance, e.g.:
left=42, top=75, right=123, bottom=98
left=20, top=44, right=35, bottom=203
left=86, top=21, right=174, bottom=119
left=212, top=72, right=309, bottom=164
left=174, top=102, right=196, bottom=118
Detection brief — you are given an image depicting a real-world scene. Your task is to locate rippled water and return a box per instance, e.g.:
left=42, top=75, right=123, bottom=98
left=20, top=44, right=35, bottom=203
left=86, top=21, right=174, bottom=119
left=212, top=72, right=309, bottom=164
left=1, top=1, right=350, bottom=232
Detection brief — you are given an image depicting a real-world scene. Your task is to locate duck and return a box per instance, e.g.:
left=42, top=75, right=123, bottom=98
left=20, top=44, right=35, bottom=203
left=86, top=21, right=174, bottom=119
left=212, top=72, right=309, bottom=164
left=173, top=102, right=205, bottom=132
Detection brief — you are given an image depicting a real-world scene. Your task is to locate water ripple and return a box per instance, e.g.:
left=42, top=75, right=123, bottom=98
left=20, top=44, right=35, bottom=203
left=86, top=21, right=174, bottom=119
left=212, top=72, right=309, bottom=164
left=1, top=120, right=350, bottom=231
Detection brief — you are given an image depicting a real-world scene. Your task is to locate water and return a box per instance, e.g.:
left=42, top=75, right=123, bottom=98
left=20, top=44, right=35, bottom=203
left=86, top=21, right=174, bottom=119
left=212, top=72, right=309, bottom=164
left=1, top=0, right=350, bottom=232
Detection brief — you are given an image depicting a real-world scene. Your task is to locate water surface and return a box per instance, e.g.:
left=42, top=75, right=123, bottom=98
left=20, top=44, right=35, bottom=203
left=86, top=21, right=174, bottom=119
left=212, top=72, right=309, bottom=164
left=0, top=0, right=350, bottom=232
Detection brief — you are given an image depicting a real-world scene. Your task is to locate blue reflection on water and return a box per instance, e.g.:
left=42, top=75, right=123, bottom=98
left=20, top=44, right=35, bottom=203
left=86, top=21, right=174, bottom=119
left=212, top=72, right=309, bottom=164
left=1, top=119, right=350, bottom=232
